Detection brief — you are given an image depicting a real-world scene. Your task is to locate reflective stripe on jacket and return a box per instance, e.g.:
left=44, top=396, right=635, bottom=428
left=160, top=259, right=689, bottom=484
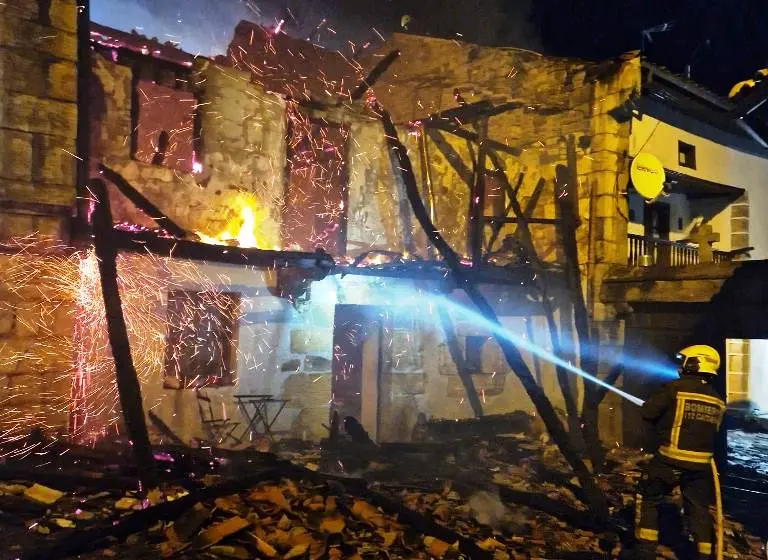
left=641, top=375, right=725, bottom=468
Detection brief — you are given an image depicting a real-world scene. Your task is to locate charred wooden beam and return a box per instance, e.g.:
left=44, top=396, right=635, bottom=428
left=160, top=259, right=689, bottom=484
left=420, top=100, right=495, bottom=125
left=484, top=216, right=560, bottom=225
left=487, top=159, right=580, bottom=449
left=378, top=105, right=611, bottom=523
left=349, top=49, right=401, bottom=102
left=109, top=229, right=335, bottom=274
left=419, top=100, right=567, bottom=128
left=555, top=137, right=607, bottom=470
left=333, top=260, right=549, bottom=285
left=469, top=118, right=489, bottom=266
left=424, top=128, right=474, bottom=186
left=98, top=164, right=187, bottom=238
left=89, top=179, right=156, bottom=485
left=484, top=171, right=524, bottom=258
left=75, top=0, right=91, bottom=225
left=437, top=307, right=484, bottom=418
left=148, top=411, right=188, bottom=447
left=429, top=121, right=522, bottom=156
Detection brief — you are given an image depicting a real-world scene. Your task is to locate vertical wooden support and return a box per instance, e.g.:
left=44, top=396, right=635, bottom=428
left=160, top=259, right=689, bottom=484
left=89, top=179, right=155, bottom=484
left=360, top=321, right=382, bottom=441
left=74, top=0, right=91, bottom=230
left=379, top=109, right=611, bottom=524
left=556, top=135, right=608, bottom=470
left=469, top=119, right=488, bottom=266
left=437, top=307, right=484, bottom=418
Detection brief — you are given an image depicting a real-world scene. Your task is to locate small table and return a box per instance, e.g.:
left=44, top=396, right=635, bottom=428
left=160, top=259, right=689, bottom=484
left=234, top=394, right=290, bottom=442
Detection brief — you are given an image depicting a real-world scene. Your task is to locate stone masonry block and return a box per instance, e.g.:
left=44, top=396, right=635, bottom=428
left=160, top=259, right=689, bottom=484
left=0, top=339, right=27, bottom=375
left=49, top=0, right=79, bottom=34
left=2, top=213, right=35, bottom=239
left=0, top=93, right=77, bottom=137
left=51, top=304, right=73, bottom=336
left=13, top=305, right=39, bottom=337
left=47, top=61, right=77, bottom=101
left=21, top=338, right=72, bottom=372
left=595, top=195, right=616, bottom=219
left=0, top=130, right=33, bottom=181
left=727, top=339, right=749, bottom=353
left=0, top=49, right=47, bottom=97
left=0, top=16, right=77, bottom=61
left=731, top=233, right=749, bottom=249
left=0, top=310, right=15, bottom=335
left=731, top=217, right=748, bottom=235
left=0, top=179, right=77, bottom=207
left=34, top=215, right=66, bottom=239
left=590, top=133, right=621, bottom=153
left=727, top=373, right=748, bottom=394
left=731, top=203, right=749, bottom=219
left=8, top=373, right=43, bottom=407
left=0, top=1, right=39, bottom=20
left=728, top=353, right=749, bottom=374
left=34, top=135, right=77, bottom=185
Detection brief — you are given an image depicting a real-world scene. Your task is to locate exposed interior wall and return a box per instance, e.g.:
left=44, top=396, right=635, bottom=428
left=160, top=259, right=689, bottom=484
left=1, top=15, right=650, bottom=444
left=89, top=54, right=286, bottom=246
left=352, top=34, right=639, bottom=440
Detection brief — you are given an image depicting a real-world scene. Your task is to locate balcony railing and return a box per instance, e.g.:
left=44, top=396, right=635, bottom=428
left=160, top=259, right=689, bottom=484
left=627, top=234, right=736, bottom=267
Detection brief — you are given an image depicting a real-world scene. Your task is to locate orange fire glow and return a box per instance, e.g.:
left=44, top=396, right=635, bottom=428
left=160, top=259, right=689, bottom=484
left=196, top=196, right=270, bottom=248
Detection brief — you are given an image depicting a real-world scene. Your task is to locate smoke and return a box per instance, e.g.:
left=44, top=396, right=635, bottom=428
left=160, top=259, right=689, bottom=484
left=92, top=0, right=541, bottom=56
left=468, top=490, right=508, bottom=529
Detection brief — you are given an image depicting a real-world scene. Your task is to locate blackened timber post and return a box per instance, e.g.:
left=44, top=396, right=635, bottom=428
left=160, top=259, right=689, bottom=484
left=379, top=108, right=611, bottom=524
left=74, top=0, right=91, bottom=232
left=469, top=118, right=488, bottom=266
left=89, top=179, right=156, bottom=484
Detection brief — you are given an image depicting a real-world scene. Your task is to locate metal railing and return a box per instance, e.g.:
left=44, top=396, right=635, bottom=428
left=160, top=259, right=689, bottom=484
left=627, top=234, right=734, bottom=267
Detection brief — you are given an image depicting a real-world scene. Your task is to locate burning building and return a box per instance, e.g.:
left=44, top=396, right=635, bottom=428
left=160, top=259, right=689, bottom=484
left=1, top=1, right=767, bottom=457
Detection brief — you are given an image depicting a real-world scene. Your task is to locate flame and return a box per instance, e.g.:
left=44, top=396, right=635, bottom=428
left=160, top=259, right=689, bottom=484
left=195, top=196, right=269, bottom=248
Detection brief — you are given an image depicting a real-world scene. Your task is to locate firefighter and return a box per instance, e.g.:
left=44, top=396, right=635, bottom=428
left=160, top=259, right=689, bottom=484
left=633, top=345, right=726, bottom=560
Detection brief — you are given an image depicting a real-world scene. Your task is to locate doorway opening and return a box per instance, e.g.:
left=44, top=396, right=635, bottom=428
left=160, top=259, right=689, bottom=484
left=725, top=339, right=768, bottom=479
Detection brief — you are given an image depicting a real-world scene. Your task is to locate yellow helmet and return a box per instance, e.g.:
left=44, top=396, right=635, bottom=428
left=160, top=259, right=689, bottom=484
left=677, top=345, right=720, bottom=375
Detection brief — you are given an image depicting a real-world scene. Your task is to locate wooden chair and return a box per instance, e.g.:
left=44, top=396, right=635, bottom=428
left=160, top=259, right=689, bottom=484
left=195, top=389, right=240, bottom=447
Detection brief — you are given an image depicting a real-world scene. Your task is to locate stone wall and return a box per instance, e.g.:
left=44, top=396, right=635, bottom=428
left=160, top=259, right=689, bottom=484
left=0, top=246, right=78, bottom=437
left=0, top=0, right=79, bottom=239
left=0, top=1, right=80, bottom=436
left=346, top=35, right=640, bottom=439
left=90, top=54, right=285, bottom=246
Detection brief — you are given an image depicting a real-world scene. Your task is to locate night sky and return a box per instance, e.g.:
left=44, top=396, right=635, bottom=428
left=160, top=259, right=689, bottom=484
left=92, top=0, right=768, bottom=95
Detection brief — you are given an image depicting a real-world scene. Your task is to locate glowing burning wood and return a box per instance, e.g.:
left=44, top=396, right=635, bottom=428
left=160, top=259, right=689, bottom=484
left=195, top=197, right=269, bottom=249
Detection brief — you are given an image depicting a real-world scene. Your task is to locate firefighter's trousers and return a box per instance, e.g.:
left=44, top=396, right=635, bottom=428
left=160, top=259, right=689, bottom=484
left=635, top=456, right=715, bottom=559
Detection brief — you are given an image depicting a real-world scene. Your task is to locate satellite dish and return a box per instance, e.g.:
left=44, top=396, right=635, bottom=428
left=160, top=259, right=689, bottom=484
left=631, top=153, right=666, bottom=201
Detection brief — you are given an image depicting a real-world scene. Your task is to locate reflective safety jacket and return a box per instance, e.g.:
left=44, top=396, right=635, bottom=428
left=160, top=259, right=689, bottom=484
left=641, top=375, right=726, bottom=469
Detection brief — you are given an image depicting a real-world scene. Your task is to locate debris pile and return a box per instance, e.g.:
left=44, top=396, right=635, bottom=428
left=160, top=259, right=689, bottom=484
left=0, top=426, right=765, bottom=560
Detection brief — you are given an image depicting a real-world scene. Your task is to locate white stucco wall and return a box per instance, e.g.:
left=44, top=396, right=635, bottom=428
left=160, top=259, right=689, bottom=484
left=630, top=115, right=768, bottom=258
left=748, top=339, right=768, bottom=413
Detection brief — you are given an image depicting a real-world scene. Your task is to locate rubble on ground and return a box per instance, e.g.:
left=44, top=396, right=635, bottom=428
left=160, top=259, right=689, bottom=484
left=0, top=421, right=764, bottom=560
